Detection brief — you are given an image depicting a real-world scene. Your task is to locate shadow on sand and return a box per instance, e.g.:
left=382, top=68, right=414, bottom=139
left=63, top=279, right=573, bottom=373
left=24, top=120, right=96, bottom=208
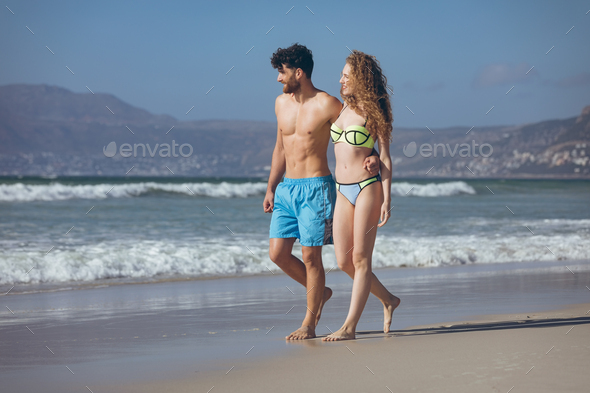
left=351, top=315, right=590, bottom=339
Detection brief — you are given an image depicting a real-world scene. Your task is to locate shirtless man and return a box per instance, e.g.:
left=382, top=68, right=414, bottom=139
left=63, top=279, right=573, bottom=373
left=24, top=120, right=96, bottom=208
left=263, top=44, right=378, bottom=340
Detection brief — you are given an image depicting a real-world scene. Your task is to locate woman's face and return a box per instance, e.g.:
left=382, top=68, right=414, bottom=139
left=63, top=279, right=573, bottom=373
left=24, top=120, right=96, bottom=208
left=339, top=63, right=354, bottom=95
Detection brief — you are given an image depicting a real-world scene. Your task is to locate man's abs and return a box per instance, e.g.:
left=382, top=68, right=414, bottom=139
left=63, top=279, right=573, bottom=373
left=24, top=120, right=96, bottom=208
left=282, top=133, right=331, bottom=179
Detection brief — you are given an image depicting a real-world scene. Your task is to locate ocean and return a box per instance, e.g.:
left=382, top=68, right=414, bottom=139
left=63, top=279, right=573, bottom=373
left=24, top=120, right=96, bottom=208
left=0, top=176, right=589, bottom=294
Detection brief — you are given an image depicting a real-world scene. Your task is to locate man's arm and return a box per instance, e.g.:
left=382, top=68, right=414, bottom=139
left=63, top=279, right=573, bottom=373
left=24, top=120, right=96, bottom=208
left=363, top=149, right=380, bottom=176
left=326, top=94, right=343, bottom=124
left=263, top=98, right=287, bottom=213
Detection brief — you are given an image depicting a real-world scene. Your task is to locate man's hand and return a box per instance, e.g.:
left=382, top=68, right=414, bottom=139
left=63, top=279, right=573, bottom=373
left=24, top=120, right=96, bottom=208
left=263, top=191, right=275, bottom=213
left=363, top=154, right=380, bottom=176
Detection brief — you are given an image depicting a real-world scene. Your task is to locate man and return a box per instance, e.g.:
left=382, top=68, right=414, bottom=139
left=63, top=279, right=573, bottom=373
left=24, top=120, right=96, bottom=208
left=263, top=44, right=379, bottom=340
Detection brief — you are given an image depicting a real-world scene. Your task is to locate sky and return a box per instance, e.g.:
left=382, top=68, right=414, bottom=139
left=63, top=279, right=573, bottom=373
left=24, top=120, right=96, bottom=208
left=1, top=0, right=590, bottom=129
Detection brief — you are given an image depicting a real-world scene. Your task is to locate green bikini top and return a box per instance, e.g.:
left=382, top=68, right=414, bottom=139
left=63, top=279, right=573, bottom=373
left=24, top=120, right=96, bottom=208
left=330, top=105, right=376, bottom=149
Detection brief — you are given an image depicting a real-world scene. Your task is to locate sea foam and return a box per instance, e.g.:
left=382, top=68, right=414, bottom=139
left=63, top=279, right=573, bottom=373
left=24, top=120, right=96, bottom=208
left=390, top=181, right=476, bottom=197
left=0, top=181, right=476, bottom=202
left=0, top=182, right=268, bottom=202
left=1, top=233, right=587, bottom=286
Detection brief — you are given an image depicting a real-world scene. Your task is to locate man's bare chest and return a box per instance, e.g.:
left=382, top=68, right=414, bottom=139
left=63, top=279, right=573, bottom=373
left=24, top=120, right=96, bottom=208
left=278, top=107, right=325, bottom=137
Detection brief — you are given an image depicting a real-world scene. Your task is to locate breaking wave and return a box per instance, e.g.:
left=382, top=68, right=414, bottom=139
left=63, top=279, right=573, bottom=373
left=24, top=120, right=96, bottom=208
left=0, top=182, right=268, bottom=202
left=390, top=181, right=476, bottom=197
left=1, top=233, right=587, bottom=286
left=0, top=181, right=476, bottom=202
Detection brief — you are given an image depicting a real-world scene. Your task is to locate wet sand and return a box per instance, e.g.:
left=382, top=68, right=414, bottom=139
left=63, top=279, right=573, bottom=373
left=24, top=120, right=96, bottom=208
left=1, top=260, right=589, bottom=392
left=111, top=303, right=590, bottom=393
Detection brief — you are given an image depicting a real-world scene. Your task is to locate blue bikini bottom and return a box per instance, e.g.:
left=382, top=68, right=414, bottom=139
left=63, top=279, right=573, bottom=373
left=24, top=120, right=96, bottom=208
left=335, top=174, right=381, bottom=206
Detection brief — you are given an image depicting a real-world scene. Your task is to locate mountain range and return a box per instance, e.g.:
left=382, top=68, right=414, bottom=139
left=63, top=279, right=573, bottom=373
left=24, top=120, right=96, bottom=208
left=0, top=84, right=588, bottom=178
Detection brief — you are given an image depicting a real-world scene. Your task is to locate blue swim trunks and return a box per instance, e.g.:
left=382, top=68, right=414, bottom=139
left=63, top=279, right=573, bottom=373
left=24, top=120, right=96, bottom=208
left=269, top=175, right=336, bottom=247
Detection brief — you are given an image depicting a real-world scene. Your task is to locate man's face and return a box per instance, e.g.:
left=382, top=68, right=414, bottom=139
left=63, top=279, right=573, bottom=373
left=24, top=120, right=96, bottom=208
left=277, top=64, right=300, bottom=94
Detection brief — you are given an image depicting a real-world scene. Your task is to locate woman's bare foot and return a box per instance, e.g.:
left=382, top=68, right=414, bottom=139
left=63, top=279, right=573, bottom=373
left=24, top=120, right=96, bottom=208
left=322, top=326, right=355, bottom=341
left=383, top=295, right=401, bottom=333
left=315, top=287, right=333, bottom=326
left=286, top=325, right=316, bottom=340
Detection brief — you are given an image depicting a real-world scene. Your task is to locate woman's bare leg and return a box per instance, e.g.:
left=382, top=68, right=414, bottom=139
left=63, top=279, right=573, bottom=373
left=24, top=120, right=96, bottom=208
left=330, top=193, right=400, bottom=335
left=324, top=183, right=389, bottom=341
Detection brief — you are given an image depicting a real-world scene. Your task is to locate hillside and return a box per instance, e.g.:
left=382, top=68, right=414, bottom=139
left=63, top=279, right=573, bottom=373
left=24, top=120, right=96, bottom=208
left=0, top=84, right=588, bottom=178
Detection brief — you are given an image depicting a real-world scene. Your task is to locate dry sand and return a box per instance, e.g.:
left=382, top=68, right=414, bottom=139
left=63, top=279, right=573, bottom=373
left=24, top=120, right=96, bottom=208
left=107, top=303, right=590, bottom=393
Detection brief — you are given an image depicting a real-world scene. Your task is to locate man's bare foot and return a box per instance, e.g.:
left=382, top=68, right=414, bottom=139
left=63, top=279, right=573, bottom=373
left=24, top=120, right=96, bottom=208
left=286, top=325, right=316, bottom=340
left=315, top=287, right=333, bottom=326
left=383, top=295, right=401, bottom=333
left=322, top=326, right=355, bottom=341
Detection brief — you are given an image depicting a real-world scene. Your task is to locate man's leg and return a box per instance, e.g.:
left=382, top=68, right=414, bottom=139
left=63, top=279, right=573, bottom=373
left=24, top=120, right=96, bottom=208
left=286, top=245, right=325, bottom=340
left=269, top=237, right=306, bottom=286
left=269, top=238, right=333, bottom=327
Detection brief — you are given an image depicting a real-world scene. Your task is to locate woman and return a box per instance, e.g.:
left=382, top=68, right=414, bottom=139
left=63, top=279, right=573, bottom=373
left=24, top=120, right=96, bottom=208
left=323, top=51, right=400, bottom=341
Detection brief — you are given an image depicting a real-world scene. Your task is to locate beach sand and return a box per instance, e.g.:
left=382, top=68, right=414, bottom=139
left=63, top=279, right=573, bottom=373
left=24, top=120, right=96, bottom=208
left=2, top=260, right=589, bottom=392
left=110, top=303, right=590, bottom=393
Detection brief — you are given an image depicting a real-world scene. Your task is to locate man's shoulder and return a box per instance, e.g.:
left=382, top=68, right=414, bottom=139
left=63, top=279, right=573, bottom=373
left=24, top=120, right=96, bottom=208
left=315, top=90, right=339, bottom=104
left=314, top=90, right=342, bottom=115
left=275, top=94, right=292, bottom=113
left=275, top=93, right=292, bottom=105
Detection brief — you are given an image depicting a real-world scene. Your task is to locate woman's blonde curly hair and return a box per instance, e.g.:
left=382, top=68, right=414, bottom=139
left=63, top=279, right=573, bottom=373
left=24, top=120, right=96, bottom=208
left=342, top=50, right=393, bottom=143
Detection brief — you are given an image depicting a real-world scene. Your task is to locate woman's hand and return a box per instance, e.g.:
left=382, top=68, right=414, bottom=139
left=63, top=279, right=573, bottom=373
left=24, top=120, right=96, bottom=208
left=378, top=200, right=392, bottom=227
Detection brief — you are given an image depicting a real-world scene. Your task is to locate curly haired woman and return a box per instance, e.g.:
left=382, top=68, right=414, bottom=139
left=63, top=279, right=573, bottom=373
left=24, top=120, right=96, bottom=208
left=323, top=51, right=400, bottom=341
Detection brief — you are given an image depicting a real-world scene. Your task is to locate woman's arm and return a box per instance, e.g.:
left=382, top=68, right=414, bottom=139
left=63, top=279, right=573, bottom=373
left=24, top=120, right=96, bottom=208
left=377, top=135, right=392, bottom=227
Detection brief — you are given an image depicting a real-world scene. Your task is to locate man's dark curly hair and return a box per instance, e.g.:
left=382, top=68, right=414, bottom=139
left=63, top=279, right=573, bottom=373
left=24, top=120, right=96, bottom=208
left=270, top=43, right=314, bottom=79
